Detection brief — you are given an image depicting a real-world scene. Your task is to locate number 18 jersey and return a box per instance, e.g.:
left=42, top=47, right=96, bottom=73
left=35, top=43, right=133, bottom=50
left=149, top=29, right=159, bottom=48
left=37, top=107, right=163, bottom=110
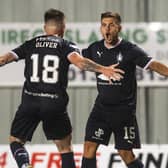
left=12, top=35, right=79, bottom=95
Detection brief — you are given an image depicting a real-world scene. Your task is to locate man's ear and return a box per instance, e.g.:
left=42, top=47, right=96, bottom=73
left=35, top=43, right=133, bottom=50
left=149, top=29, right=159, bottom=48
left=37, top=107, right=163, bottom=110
left=118, top=25, right=122, bottom=32
left=44, top=24, right=46, bottom=32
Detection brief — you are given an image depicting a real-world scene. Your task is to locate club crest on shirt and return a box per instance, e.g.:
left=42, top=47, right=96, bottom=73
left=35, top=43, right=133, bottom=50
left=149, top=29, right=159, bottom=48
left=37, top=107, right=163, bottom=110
left=116, top=52, right=123, bottom=63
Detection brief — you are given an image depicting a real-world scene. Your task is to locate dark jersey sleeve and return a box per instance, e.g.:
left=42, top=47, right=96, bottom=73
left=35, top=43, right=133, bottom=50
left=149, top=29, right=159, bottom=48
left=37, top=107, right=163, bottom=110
left=63, top=40, right=80, bottom=58
left=12, top=41, right=30, bottom=60
left=131, top=45, right=152, bottom=68
left=82, top=46, right=92, bottom=59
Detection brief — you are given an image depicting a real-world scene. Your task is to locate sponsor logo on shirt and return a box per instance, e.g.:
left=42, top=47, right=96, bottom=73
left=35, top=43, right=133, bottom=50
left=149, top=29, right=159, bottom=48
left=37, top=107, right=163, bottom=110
left=127, top=140, right=133, bottom=144
left=97, top=74, right=122, bottom=85
left=97, top=51, right=103, bottom=57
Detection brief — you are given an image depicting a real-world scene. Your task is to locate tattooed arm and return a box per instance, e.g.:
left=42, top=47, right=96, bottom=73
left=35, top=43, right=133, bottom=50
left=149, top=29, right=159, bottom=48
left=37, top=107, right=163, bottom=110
left=0, top=52, right=17, bottom=66
left=68, top=52, right=124, bottom=81
left=148, top=60, right=168, bottom=76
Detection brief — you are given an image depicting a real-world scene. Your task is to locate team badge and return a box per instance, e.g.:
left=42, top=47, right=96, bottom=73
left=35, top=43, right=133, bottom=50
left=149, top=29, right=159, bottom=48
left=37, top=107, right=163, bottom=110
left=95, top=128, right=104, bottom=138
left=116, top=52, right=123, bottom=63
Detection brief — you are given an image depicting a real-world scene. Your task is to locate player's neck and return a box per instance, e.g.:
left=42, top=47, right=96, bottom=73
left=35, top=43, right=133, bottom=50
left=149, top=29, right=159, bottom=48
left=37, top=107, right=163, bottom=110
left=45, top=30, right=63, bottom=37
left=104, top=37, right=122, bottom=49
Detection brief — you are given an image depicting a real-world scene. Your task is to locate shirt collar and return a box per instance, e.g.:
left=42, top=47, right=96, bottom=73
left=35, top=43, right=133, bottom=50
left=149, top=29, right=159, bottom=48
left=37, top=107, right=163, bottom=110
left=104, top=37, right=122, bottom=49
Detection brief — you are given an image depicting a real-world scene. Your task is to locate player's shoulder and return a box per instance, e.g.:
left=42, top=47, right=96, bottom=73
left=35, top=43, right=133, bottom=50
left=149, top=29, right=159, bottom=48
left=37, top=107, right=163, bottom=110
left=62, top=39, right=79, bottom=51
left=119, top=39, right=137, bottom=50
left=87, top=39, right=104, bottom=49
left=22, top=35, right=45, bottom=46
left=120, top=39, right=146, bottom=56
left=63, top=38, right=77, bottom=46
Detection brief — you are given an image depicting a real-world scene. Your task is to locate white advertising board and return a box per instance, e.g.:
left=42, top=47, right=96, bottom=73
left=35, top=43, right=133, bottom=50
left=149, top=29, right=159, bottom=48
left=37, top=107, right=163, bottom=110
left=0, top=144, right=168, bottom=168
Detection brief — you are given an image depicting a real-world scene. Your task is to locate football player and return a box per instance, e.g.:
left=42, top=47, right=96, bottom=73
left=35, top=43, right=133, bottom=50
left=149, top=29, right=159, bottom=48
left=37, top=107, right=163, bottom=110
left=81, top=11, right=168, bottom=168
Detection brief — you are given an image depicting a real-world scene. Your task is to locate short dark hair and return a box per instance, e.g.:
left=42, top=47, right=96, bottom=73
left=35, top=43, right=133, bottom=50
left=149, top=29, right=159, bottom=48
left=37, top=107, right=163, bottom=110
left=44, top=8, right=65, bottom=23
left=101, top=12, right=121, bottom=24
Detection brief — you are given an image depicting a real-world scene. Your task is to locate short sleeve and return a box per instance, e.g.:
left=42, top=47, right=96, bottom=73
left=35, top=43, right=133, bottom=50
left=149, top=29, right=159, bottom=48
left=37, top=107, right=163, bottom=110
left=12, top=41, right=29, bottom=60
left=63, top=41, right=80, bottom=57
left=131, top=45, right=152, bottom=69
left=82, top=46, right=92, bottom=59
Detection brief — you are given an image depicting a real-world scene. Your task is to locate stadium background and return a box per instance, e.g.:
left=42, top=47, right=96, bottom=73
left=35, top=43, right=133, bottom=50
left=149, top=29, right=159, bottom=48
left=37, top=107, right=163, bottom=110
left=0, top=0, right=168, bottom=146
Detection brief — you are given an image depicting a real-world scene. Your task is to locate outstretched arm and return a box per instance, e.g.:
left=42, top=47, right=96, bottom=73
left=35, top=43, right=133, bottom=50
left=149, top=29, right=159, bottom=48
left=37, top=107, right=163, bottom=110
left=68, top=52, right=124, bottom=81
left=148, top=60, right=168, bottom=76
left=0, top=52, right=17, bottom=66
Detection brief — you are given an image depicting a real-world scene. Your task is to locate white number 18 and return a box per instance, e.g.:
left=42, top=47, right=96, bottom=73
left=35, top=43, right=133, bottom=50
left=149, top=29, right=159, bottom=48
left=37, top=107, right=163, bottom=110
left=30, top=54, right=59, bottom=83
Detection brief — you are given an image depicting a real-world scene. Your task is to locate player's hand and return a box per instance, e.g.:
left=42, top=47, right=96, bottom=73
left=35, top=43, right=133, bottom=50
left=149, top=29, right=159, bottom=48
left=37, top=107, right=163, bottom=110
left=0, top=56, right=7, bottom=66
left=102, top=63, right=125, bottom=83
left=0, top=53, right=16, bottom=67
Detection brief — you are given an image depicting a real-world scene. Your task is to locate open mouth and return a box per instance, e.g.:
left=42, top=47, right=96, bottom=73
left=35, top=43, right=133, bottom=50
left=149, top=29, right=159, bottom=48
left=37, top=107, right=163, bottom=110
left=105, top=33, right=110, bottom=38
left=105, top=33, right=112, bottom=42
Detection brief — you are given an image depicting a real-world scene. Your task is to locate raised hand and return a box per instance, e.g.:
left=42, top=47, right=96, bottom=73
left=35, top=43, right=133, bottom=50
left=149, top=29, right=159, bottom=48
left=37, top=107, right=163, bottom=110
left=101, top=63, right=125, bottom=83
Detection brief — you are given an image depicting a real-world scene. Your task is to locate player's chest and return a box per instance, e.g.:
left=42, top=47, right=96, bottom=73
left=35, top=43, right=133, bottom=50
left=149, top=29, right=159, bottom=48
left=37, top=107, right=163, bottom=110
left=91, top=49, right=126, bottom=65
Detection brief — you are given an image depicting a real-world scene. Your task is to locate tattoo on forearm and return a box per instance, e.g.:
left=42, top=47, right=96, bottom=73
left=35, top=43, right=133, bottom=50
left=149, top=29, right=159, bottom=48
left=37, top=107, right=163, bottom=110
left=151, top=61, right=168, bottom=76
left=81, top=59, right=101, bottom=72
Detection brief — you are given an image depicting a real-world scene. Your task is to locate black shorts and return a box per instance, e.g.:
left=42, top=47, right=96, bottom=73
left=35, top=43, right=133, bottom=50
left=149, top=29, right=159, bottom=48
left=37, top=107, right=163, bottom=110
left=84, top=103, right=141, bottom=150
left=10, top=92, right=72, bottom=141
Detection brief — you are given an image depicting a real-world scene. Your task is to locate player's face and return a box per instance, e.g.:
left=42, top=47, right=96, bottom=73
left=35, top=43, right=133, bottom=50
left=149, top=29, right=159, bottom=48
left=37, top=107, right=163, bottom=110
left=100, top=17, right=121, bottom=45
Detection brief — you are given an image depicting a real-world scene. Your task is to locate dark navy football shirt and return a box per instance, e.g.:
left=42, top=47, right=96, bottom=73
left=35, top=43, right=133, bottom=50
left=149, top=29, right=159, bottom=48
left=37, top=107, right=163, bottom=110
left=12, top=35, right=79, bottom=94
left=82, top=39, right=153, bottom=106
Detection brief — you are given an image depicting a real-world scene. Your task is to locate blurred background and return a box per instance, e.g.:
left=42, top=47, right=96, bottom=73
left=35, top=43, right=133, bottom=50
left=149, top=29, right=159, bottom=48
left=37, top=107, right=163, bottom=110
left=0, top=0, right=168, bottom=146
